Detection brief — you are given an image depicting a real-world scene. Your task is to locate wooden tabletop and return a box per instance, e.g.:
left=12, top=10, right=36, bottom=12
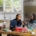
left=0, top=31, right=35, bottom=36
left=0, top=31, right=29, bottom=34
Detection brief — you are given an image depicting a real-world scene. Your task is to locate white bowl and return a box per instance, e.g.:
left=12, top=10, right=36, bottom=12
left=31, top=32, right=35, bottom=35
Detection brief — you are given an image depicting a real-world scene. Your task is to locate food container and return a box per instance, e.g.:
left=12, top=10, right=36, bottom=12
left=16, top=27, right=28, bottom=32
left=31, top=32, right=35, bottom=35
left=16, top=27, right=22, bottom=32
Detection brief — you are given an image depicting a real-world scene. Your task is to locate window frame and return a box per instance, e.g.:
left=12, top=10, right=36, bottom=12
left=0, top=0, right=23, bottom=12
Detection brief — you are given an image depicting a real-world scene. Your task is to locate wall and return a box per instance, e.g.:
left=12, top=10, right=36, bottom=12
left=24, top=2, right=36, bottom=6
left=24, top=1, right=36, bottom=18
left=24, top=1, right=36, bottom=21
left=24, top=6, right=36, bottom=14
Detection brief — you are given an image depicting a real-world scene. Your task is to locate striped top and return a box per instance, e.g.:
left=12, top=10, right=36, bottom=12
left=28, top=23, right=36, bottom=29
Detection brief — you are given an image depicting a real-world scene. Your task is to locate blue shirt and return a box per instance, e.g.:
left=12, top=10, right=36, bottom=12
left=10, top=19, right=22, bottom=27
left=10, top=19, right=17, bottom=27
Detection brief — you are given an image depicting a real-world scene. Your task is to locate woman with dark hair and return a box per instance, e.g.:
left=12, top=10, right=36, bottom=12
left=15, top=14, right=22, bottom=26
left=10, top=14, right=22, bottom=30
left=29, top=14, right=36, bottom=24
left=7, top=14, right=22, bottom=36
left=28, top=14, right=36, bottom=30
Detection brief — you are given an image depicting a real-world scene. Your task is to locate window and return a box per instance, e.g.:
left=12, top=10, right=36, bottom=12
left=5, top=0, right=12, bottom=12
left=0, top=0, right=3, bottom=11
left=5, top=0, right=12, bottom=6
left=0, top=0, right=3, bottom=6
left=0, top=0, right=22, bottom=12
left=14, top=0, right=22, bottom=12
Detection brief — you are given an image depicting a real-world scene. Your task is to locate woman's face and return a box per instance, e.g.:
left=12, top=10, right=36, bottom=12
left=30, top=15, right=33, bottom=20
left=17, top=15, right=21, bottom=20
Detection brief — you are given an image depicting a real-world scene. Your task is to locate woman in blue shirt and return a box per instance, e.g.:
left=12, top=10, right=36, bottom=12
left=10, top=14, right=22, bottom=31
left=7, top=14, right=22, bottom=36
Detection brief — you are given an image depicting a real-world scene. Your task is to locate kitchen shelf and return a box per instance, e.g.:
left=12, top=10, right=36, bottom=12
left=0, top=12, right=23, bottom=14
